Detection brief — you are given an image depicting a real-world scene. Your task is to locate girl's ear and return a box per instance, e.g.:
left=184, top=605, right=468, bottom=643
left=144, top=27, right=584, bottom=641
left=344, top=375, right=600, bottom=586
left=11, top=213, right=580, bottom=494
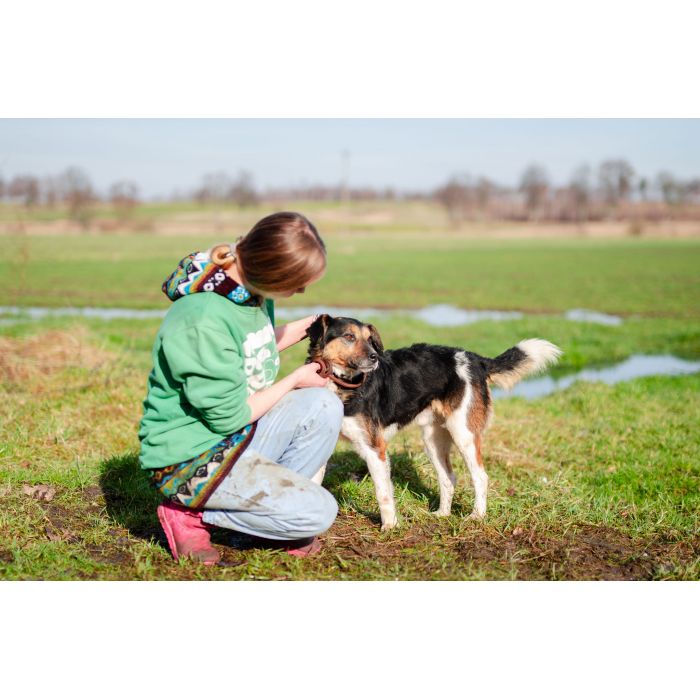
left=367, top=324, right=384, bottom=355
left=305, top=314, right=331, bottom=345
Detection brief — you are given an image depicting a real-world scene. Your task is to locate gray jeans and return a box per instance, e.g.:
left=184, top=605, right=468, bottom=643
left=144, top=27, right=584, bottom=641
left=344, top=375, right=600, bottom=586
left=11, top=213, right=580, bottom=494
left=202, top=387, right=343, bottom=540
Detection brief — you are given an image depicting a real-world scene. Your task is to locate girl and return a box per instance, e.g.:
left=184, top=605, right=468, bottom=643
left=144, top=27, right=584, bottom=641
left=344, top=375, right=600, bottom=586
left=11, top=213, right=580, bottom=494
left=138, top=212, right=343, bottom=565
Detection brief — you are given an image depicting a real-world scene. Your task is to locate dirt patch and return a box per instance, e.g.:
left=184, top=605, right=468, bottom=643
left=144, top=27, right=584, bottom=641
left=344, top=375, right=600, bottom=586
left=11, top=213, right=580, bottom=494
left=83, top=543, right=135, bottom=567
left=321, top=516, right=699, bottom=580
left=35, top=496, right=145, bottom=572
left=455, top=524, right=700, bottom=580
left=0, top=328, right=114, bottom=383
left=0, top=549, right=13, bottom=563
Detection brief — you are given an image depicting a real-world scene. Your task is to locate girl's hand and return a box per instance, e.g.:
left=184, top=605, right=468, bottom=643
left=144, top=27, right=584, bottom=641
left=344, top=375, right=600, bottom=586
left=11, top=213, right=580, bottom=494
left=275, top=315, right=319, bottom=352
left=292, top=362, right=329, bottom=388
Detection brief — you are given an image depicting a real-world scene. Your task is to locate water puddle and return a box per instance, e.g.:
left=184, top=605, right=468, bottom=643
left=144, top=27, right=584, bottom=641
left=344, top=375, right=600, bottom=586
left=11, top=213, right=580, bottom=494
left=275, top=304, right=617, bottom=327
left=0, top=303, right=624, bottom=327
left=564, top=309, right=623, bottom=326
left=494, top=354, right=700, bottom=400
left=0, top=305, right=695, bottom=398
left=0, top=305, right=166, bottom=321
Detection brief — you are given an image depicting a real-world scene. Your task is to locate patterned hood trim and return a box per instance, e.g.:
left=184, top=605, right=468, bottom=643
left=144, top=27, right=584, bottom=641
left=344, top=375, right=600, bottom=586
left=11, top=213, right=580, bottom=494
left=162, top=251, right=254, bottom=304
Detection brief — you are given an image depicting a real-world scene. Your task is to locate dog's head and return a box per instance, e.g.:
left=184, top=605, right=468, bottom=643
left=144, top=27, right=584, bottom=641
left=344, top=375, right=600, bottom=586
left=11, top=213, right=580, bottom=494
left=305, top=314, right=384, bottom=380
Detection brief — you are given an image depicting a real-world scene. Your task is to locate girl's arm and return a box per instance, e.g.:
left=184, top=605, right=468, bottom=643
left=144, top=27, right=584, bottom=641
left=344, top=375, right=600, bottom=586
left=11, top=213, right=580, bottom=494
left=274, top=315, right=317, bottom=352
left=246, top=362, right=327, bottom=422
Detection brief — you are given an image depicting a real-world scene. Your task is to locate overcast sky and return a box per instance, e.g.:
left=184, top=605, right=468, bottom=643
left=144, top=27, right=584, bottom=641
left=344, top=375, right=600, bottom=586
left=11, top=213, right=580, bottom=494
left=1, top=119, right=698, bottom=199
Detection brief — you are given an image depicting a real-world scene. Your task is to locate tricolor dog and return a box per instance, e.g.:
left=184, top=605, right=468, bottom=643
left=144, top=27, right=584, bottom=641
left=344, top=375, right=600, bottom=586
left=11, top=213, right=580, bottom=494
left=305, top=314, right=561, bottom=530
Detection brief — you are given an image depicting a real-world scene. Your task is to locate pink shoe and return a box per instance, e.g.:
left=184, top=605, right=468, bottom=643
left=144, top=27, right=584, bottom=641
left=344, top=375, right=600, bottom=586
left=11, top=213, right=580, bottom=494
left=285, top=537, right=322, bottom=558
left=157, top=502, right=220, bottom=566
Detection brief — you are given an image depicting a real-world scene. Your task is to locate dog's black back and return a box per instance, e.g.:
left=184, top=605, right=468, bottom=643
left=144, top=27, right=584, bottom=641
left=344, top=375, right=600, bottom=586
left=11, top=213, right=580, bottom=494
left=343, top=343, right=491, bottom=429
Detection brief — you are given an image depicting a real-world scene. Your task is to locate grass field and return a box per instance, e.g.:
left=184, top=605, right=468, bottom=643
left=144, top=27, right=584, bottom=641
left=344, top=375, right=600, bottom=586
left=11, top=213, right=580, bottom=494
left=3, top=232, right=700, bottom=318
left=1, top=224, right=699, bottom=580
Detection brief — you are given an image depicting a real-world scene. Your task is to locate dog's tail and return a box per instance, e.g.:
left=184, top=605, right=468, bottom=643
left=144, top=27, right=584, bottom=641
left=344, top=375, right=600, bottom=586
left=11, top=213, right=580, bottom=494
left=485, top=338, right=562, bottom=390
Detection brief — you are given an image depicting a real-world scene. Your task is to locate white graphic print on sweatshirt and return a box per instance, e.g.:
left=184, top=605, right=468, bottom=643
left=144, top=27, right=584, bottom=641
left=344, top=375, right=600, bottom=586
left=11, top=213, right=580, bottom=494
left=242, top=323, right=280, bottom=394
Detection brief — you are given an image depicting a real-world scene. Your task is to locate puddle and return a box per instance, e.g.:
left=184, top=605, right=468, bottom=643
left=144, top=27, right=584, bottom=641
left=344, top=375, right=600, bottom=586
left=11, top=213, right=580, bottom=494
left=0, top=305, right=167, bottom=321
left=1, top=304, right=695, bottom=399
left=410, top=305, right=524, bottom=326
left=277, top=303, right=613, bottom=327
left=564, top=309, right=623, bottom=326
left=0, top=303, right=624, bottom=327
left=494, top=354, right=700, bottom=400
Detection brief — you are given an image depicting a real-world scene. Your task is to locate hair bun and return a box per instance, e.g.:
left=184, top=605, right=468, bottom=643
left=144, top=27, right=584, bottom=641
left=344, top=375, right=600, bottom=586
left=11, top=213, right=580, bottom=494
left=210, top=243, right=236, bottom=270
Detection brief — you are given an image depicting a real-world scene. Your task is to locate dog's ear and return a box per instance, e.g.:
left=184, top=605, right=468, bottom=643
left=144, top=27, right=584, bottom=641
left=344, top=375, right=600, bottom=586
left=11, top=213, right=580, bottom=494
left=366, top=324, right=384, bottom=355
left=305, top=314, right=331, bottom=346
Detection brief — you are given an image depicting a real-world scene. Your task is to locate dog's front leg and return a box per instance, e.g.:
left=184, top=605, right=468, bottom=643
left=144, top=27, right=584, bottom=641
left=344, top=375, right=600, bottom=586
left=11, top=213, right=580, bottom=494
left=363, top=449, right=397, bottom=531
left=342, top=417, right=397, bottom=530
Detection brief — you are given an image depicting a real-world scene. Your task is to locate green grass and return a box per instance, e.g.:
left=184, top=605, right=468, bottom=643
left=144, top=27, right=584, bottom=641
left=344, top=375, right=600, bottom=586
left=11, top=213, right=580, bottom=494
left=1, top=232, right=699, bottom=579
left=1, top=312, right=698, bottom=580
left=2, top=233, right=700, bottom=317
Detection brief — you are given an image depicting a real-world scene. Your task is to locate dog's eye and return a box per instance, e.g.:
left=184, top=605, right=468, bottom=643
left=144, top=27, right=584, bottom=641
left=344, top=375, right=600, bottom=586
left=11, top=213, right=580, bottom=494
left=343, top=333, right=356, bottom=342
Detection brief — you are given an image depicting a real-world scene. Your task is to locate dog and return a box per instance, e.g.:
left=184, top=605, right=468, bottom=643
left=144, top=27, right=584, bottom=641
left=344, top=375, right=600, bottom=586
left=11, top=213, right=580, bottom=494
left=305, top=314, right=561, bottom=530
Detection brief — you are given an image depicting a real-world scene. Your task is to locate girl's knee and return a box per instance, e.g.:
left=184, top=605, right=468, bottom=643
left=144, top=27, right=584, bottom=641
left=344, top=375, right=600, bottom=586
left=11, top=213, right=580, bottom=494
left=291, top=387, right=344, bottom=429
left=321, top=391, right=344, bottom=428
left=300, top=485, right=338, bottom=536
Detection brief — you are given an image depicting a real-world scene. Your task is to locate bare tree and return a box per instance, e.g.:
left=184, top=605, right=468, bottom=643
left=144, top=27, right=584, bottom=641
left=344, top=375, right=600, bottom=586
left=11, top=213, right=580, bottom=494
left=228, top=170, right=258, bottom=208
left=41, top=176, right=60, bottom=208
left=434, top=174, right=474, bottom=225
left=109, top=180, right=140, bottom=223
left=656, top=171, right=682, bottom=206
left=519, top=165, right=549, bottom=220
left=8, top=175, right=40, bottom=208
left=598, top=160, right=635, bottom=217
left=195, top=171, right=231, bottom=203
left=686, top=178, right=700, bottom=204
left=638, top=176, right=649, bottom=201
left=570, top=164, right=591, bottom=223
left=475, top=177, right=495, bottom=218
left=59, top=167, right=96, bottom=230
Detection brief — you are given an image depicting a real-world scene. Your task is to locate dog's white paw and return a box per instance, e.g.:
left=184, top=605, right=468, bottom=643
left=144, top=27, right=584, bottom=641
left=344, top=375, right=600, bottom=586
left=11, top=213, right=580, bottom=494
left=380, top=518, right=398, bottom=531
left=468, top=510, right=486, bottom=521
left=433, top=508, right=452, bottom=517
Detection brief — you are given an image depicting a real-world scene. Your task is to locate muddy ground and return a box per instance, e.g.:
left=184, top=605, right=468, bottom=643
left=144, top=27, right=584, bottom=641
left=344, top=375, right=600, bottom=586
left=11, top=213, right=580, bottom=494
left=6, top=483, right=696, bottom=581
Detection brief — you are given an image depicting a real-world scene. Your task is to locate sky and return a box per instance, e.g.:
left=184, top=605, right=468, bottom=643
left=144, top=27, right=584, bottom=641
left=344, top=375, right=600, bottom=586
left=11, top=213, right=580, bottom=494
left=1, top=119, right=699, bottom=199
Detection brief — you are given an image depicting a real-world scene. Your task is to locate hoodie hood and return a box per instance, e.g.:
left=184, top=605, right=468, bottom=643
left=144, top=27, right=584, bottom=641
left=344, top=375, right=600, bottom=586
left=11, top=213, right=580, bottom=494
left=162, top=251, right=254, bottom=304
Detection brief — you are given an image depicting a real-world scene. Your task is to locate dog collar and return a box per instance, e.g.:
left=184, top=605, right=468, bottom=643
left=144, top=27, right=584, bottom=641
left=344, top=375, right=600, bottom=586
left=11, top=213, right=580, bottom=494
left=315, top=358, right=365, bottom=389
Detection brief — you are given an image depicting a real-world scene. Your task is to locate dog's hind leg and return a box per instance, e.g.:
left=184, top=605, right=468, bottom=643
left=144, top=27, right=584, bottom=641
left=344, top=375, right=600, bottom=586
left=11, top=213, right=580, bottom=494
left=420, top=421, right=456, bottom=516
left=445, top=416, right=488, bottom=520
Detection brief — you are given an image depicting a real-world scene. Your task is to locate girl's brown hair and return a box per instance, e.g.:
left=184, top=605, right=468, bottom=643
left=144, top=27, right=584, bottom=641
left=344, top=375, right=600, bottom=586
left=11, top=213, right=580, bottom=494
left=211, top=212, right=326, bottom=294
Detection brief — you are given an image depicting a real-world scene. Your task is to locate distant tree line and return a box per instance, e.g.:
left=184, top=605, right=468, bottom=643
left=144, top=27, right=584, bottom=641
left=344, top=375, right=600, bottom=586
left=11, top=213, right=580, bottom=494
left=434, top=160, right=700, bottom=225
left=0, top=167, right=140, bottom=229
left=2, top=160, right=699, bottom=230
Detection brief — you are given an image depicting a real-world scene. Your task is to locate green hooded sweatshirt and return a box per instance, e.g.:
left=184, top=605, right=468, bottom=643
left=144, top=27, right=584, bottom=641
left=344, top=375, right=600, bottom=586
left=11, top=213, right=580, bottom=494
left=138, top=292, right=279, bottom=471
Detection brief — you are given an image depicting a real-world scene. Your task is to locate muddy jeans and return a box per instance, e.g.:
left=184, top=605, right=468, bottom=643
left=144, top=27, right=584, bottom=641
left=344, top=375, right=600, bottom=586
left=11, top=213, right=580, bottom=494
left=201, top=387, right=343, bottom=540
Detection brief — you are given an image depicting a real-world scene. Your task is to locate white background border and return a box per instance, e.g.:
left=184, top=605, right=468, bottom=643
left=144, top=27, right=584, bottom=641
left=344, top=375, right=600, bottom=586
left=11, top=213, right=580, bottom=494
left=1, top=0, right=698, bottom=695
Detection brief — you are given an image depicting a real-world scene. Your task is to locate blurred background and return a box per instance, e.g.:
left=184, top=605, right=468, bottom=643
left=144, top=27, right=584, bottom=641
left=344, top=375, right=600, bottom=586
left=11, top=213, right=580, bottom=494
left=2, top=118, right=700, bottom=239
